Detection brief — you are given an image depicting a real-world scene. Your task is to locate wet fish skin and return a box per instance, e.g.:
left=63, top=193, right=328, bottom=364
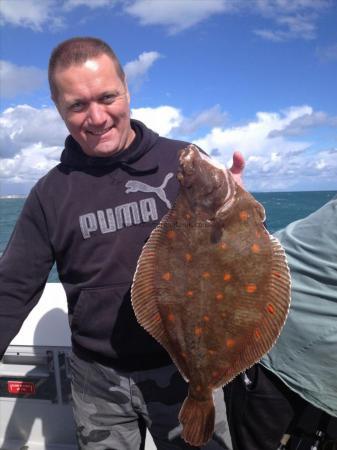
left=131, top=144, right=291, bottom=446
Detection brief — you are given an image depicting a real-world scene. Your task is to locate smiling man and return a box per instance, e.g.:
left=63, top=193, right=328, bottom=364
left=50, top=51, right=135, bottom=157
left=0, top=37, right=243, bottom=450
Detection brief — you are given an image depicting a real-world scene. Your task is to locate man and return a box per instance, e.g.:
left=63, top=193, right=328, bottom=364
left=0, top=37, right=243, bottom=450
left=224, top=195, right=337, bottom=449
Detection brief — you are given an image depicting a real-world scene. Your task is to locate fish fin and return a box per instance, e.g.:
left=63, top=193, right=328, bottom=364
left=255, top=200, right=266, bottom=222
left=132, top=210, right=190, bottom=378
left=179, top=394, right=215, bottom=446
left=268, top=234, right=291, bottom=324
left=131, top=224, right=169, bottom=345
left=244, top=234, right=291, bottom=366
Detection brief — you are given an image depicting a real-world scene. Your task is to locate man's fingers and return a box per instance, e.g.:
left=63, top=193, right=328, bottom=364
left=230, top=151, right=245, bottom=174
left=229, top=151, right=245, bottom=187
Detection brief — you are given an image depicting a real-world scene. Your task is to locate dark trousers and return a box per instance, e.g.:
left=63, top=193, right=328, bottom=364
left=224, top=364, right=337, bottom=450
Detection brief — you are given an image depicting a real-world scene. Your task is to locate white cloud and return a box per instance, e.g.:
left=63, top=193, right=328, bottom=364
left=1, top=103, right=336, bottom=193
left=124, top=0, right=331, bottom=40
left=253, top=0, right=330, bottom=15
left=254, top=14, right=317, bottom=41
left=317, top=42, right=337, bottom=62
left=0, top=0, right=331, bottom=41
left=131, top=105, right=182, bottom=136
left=1, top=103, right=183, bottom=190
left=0, top=144, right=61, bottom=183
left=0, top=60, right=46, bottom=98
left=193, top=105, right=337, bottom=190
left=0, top=105, right=67, bottom=158
left=124, top=51, right=162, bottom=89
left=124, top=0, right=234, bottom=34
left=194, top=106, right=312, bottom=158
left=0, top=105, right=66, bottom=192
left=252, top=0, right=330, bottom=41
left=312, top=148, right=337, bottom=173
left=268, top=109, right=337, bottom=137
left=131, top=104, right=228, bottom=138
left=175, top=105, right=227, bottom=136
left=0, top=0, right=62, bottom=31
left=63, top=0, right=113, bottom=10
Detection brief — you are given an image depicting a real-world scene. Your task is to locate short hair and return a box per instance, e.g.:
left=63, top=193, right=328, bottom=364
left=48, top=36, right=125, bottom=100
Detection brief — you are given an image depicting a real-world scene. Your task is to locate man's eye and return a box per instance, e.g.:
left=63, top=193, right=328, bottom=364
left=70, top=102, right=84, bottom=111
left=102, top=95, right=116, bottom=104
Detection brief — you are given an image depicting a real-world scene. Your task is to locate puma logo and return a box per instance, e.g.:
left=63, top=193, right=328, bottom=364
left=125, top=173, right=174, bottom=209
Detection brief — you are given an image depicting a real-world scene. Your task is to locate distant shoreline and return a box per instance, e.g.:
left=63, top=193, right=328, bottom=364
left=0, top=195, right=27, bottom=199
left=1, top=190, right=336, bottom=200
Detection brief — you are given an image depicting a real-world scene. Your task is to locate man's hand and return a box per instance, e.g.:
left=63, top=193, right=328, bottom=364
left=229, top=151, right=245, bottom=188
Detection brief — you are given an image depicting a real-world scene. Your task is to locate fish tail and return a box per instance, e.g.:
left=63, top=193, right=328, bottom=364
left=179, top=393, right=215, bottom=446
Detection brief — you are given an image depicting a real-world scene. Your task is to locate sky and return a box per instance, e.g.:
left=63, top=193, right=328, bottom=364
left=0, top=0, right=337, bottom=195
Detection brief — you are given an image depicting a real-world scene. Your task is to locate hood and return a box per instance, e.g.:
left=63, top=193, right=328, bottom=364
left=60, top=119, right=159, bottom=175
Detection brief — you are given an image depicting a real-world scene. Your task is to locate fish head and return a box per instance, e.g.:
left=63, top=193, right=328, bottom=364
left=177, top=145, right=236, bottom=217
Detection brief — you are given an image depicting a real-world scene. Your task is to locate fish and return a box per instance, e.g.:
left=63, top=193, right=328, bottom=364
left=131, top=144, right=291, bottom=446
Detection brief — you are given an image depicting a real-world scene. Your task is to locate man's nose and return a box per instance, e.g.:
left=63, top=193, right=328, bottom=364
left=87, top=103, right=107, bottom=126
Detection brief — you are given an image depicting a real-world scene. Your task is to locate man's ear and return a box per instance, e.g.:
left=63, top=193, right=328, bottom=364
left=124, top=77, right=131, bottom=104
left=52, top=95, right=63, bottom=118
left=126, top=89, right=130, bottom=104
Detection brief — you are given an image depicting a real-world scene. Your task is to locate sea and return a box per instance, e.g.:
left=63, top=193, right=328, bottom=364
left=1, top=190, right=336, bottom=283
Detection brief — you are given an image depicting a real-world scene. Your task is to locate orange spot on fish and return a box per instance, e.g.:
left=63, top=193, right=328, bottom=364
left=162, top=272, right=172, bottom=281
left=185, top=213, right=191, bottom=220
left=246, top=283, right=257, bottom=293
left=267, top=303, right=275, bottom=314
left=195, top=327, right=203, bottom=336
left=223, top=272, right=232, bottom=282
left=226, top=338, right=235, bottom=349
left=251, top=243, right=260, bottom=253
left=154, top=313, right=161, bottom=322
left=167, top=230, right=176, bottom=240
left=273, top=271, right=281, bottom=278
left=208, top=349, right=216, bottom=356
left=202, top=271, right=211, bottom=279
left=168, top=313, right=175, bottom=322
left=203, top=315, right=210, bottom=322
left=239, top=211, right=249, bottom=221
left=219, top=242, right=228, bottom=250
left=215, top=292, right=224, bottom=301
left=185, top=253, right=193, bottom=262
left=255, top=231, right=261, bottom=238
left=212, top=371, right=219, bottom=378
left=255, top=328, right=261, bottom=340
left=181, top=352, right=187, bottom=359
left=186, top=290, right=194, bottom=298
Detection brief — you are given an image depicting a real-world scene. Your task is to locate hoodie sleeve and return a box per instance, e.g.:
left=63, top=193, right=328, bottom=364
left=0, top=188, right=55, bottom=356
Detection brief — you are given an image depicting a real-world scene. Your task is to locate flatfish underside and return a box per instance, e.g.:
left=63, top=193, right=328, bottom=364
left=131, top=145, right=291, bottom=446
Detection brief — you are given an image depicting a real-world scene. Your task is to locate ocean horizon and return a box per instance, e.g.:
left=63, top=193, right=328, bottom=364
left=1, top=190, right=336, bottom=282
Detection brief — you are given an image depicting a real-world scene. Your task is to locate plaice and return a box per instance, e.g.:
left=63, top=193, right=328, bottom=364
left=131, top=144, right=291, bottom=447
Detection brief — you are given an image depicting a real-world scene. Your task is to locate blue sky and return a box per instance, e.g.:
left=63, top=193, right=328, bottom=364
left=1, top=0, right=337, bottom=195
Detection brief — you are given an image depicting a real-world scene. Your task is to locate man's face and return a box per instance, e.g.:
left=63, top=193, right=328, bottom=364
left=53, top=54, right=135, bottom=157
